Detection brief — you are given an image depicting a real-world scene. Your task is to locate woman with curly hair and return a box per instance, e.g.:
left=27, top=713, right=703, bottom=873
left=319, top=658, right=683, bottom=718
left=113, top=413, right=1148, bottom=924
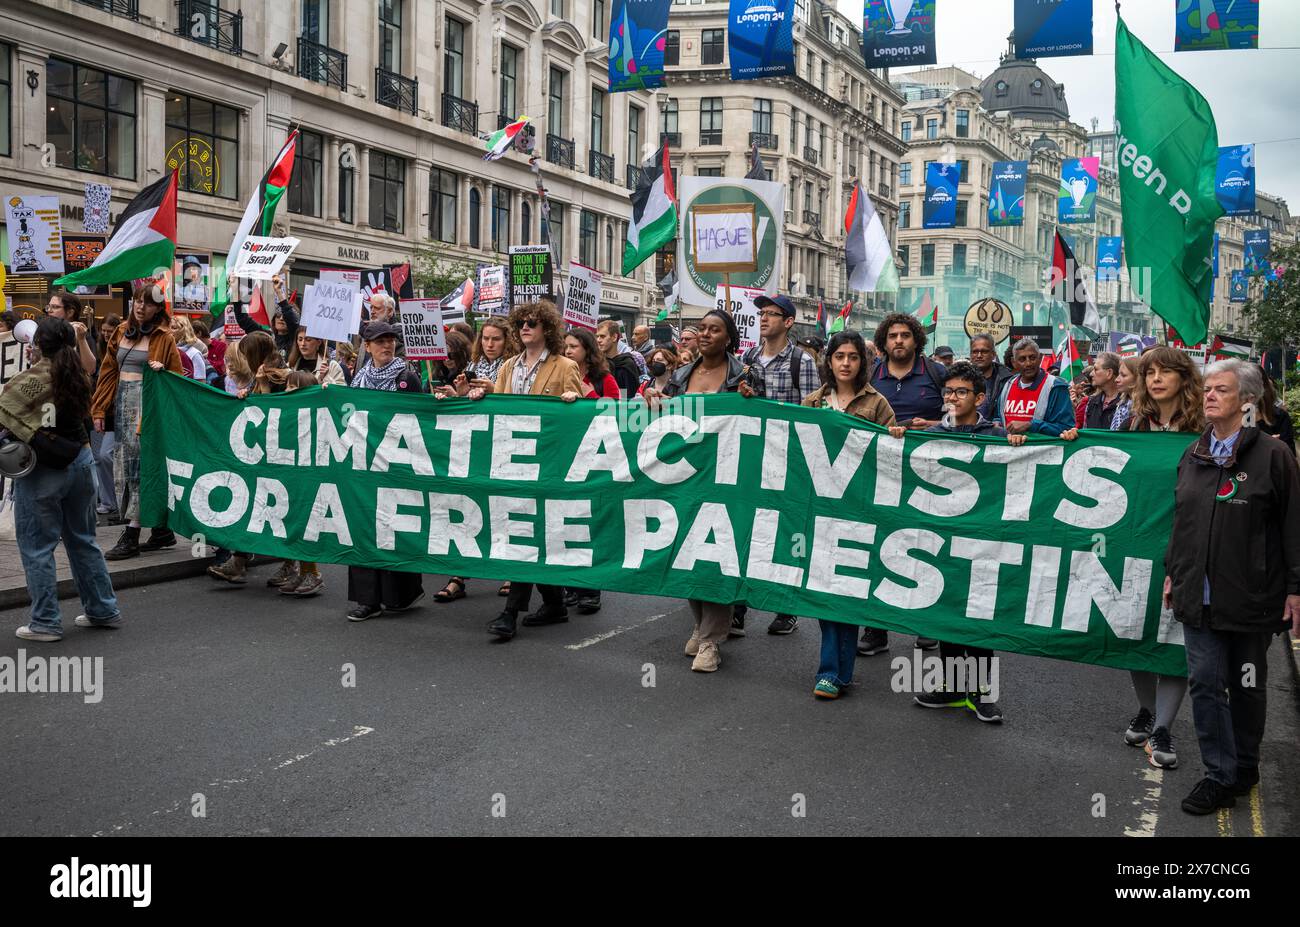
left=1119, top=345, right=1204, bottom=772
left=458, top=317, right=516, bottom=396
left=467, top=301, right=585, bottom=640
left=562, top=327, right=619, bottom=400
left=92, top=282, right=184, bottom=560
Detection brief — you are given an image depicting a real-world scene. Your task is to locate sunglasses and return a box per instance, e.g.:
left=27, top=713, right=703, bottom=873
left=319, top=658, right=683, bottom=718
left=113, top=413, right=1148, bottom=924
left=519, top=319, right=539, bottom=328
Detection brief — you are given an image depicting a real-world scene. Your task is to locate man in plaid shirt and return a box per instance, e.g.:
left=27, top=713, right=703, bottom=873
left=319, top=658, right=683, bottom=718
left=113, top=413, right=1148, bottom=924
left=735, top=293, right=818, bottom=637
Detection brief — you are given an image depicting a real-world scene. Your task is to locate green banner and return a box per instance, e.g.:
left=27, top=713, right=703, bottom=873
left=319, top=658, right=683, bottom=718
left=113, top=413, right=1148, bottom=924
left=141, top=371, right=1196, bottom=675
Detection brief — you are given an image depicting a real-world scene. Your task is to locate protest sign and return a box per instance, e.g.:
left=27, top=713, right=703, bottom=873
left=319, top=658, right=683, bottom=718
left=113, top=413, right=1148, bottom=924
left=714, top=284, right=764, bottom=353
left=4, top=194, right=63, bottom=274
left=509, top=245, right=553, bottom=304
left=397, top=299, right=448, bottom=361
left=1107, top=331, right=1156, bottom=357
left=677, top=178, right=783, bottom=308
left=301, top=279, right=361, bottom=342
left=320, top=268, right=362, bottom=289
left=690, top=203, right=758, bottom=273
left=60, top=235, right=110, bottom=297
left=83, top=182, right=112, bottom=234
left=439, top=278, right=474, bottom=325
left=565, top=262, right=603, bottom=330
left=174, top=252, right=211, bottom=312
left=143, top=377, right=1196, bottom=677
left=477, top=264, right=508, bottom=315
left=229, top=236, right=299, bottom=280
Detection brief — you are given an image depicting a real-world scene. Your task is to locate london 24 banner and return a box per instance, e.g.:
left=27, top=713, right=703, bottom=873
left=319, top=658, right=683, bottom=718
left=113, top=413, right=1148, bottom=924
left=1229, top=269, right=1247, bottom=302
left=1058, top=157, right=1099, bottom=224
left=728, top=0, right=796, bottom=81
left=1096, top=236, right=1123, bottom=282
left=923, top=161, right=961, bottom=229
left=863, top=0, right=937, bottom=68
left=1175, top=0, right=1259, bottom=52
left=142, top=371, right=1196, bottom=676
left=1243, top=229, right=1270, bottom=275
left=1014, top=0, right=1093, bottom=59
left=608, top=0, right=672, bottom=93
left=1215, top=144, right=1255, bottom=217
left=988, top=160, right=1027, bottom=227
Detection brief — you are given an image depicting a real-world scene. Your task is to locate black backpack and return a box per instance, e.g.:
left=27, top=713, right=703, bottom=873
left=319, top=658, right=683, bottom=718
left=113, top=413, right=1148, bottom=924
left=743, top=344, right=806, bottom=399
left=608, top=353, right=641, bottom=397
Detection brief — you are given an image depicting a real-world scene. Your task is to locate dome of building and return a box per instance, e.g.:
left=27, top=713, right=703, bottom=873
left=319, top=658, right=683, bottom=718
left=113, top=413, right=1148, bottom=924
left=979, top=37, right=1070, bottom=121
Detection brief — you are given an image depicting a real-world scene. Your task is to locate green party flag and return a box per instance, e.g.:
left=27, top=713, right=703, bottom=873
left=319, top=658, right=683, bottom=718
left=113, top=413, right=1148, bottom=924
left=1114, top=16, right=1223, bottom=346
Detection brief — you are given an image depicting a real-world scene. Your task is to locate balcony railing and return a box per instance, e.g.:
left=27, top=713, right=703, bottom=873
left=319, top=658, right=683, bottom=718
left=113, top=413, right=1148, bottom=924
left=848, top=163, right=857, bottom=177
left=78, top=0, right=138, bottom=20
left=700, top=131, right=722, bottom=146
left=878, top=183, right=892, bottom=198
left=298, top=36, right=346, bottom=90
left=441, top=93, right=478, bottom=134
left=749, top=131, right=779, bottom=150
left=802, top=210, right=821, bottom=227
left=589, top=150, right=615, bottom=183
left=803, top=146, right=820, bottom=165
left=376, top=68, right=417, bottom=115
left=175, top=1, right=241, bottom=54
left=659, top=131, right=681, bottom=148
left=498, top=113, right=513, bottom=130
left=626, top=164, right=641, bottom=189
left=546, top=135, right=575, bottom=170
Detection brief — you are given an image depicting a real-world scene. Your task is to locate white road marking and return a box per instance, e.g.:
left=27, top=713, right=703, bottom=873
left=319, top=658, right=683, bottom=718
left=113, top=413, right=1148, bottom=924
left=566, top=613, right=671, bottom=650
left=1124, top=766, right=1163, bottom=837
left=90, top=724, right=375, bottom=836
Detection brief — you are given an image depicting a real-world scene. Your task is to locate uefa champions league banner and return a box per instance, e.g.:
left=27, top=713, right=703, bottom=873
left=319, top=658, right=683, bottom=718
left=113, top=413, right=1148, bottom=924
left=1243, top=230, right=1270, bottom=275
left=141, top=370, right=1196, bottom=676
left=728, top=0, right=796, bottom=81
left=1215, top=144, right=1255, bottom=217
left=1096, top=237, right=1123, bottom=282
left=608, top=0, right=672, bottom=93
left=1058, top=157, right=1099, bottom=224
left=1175, top=0, right=1259, bottom=52
left=988, top=161, right=1027, bottom=227
left=862, top=0, right=937, bottom=68
left=1014, top=0, right=1093, bottom=59
left=922, top=161, right=960, bottom=230
left=1229, top=270, right=1247, bottom=302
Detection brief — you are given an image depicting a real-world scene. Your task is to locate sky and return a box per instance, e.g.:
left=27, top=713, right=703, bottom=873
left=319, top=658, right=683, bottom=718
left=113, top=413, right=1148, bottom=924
left=837, top=0, right=1300, bottom=210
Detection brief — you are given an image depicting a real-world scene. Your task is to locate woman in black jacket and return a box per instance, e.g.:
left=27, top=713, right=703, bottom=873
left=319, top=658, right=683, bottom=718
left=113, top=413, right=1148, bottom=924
left=1166, top=360, right=1300, bottom=815
left=233, top=274, right=300, bottom=357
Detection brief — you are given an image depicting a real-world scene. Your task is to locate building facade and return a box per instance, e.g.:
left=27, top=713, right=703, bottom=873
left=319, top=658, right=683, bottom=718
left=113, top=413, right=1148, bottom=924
left=663, top=0, right=906, bottom=336
left=1, top=0, right=658, bottom=328
left=893, top=50, right=1143, bottom=358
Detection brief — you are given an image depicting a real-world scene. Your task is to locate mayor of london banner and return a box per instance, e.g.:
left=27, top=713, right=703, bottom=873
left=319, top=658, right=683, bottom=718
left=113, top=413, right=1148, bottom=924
left=142, top=372, right=1195, bottom=677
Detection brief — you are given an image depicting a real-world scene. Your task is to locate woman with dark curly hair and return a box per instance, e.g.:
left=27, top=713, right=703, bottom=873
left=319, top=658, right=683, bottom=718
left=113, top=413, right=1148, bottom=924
left=92, top=282, right=184, bottom=560
left=3, top=318, right=120, bottom=641
left=466, top=301, right=584, bottom=640
left=562, top=327, right=619, bottom=399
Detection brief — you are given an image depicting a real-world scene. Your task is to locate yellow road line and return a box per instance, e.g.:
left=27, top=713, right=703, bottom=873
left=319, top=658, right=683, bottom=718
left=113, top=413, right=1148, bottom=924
left=1249, top=783, right=1265, bottom=837
left=1217, top=806, right=1232, bottom=837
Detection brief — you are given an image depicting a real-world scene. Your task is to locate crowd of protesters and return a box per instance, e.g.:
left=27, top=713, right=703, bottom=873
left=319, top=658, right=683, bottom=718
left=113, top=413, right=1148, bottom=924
left=2, top=275, right=1297, bottom=819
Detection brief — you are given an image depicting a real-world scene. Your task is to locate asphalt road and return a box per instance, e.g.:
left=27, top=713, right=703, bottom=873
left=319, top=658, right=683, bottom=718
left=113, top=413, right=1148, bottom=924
left=2, top=562, right=1296, bottom=837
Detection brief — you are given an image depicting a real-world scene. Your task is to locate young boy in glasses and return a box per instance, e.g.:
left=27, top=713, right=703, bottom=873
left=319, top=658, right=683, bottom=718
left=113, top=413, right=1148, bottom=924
left=888, top=361, right=1025, bottom=722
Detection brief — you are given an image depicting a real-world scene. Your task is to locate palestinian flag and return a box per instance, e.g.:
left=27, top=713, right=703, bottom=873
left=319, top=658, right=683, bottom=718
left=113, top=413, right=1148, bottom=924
left=844, top=181, right=899, bottom=293
left=828, top=301, right=853, bottom=335
left=52, top=171, right=177, bottom=289
left=914, top=290, right=937, bottom=335
left=816, top=300, right=828, bottom=339
left=1052, top=230, right=1102, bottom=335
left=623, top=141, right=676, bottom=277
left=1209, top=334, right=1251, bottom=361
left=1054, top=329, right=1085, bottom=381
left=655, top=269, right=679, bottom=322
left=485, top=116, right=529, bottom=161
left=215, top=130, right=297, bottom=314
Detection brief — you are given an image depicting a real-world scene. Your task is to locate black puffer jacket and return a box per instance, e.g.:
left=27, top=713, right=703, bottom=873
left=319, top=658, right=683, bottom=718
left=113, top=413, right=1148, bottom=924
left=1166, top=427, right=1300, bottom=632
left=662, top=353, right=764, bottom=397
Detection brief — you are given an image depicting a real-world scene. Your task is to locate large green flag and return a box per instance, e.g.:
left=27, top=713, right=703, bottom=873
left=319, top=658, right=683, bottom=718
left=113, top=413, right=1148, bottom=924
left=1114, top=16, right=1223, bottom=346
left=142, top=371, right=1196, bottom=676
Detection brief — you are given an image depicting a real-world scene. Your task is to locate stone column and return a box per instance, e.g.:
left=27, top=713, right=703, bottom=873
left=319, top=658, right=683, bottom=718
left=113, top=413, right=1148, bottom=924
left=325, top=137, right=340, bottom=220
left=413, top=157, right=432, bottom=241
left=356, top=144, right=370, bottom=228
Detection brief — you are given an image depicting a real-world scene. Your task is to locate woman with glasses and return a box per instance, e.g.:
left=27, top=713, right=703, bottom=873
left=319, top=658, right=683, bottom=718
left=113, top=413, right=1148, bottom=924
left=466, top=301, right=585, bottom=641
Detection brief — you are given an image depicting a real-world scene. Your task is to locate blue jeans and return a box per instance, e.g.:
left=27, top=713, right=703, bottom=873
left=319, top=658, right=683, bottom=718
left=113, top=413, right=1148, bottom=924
left=1183, top=622, right=1272, bottom=786
left=90, top=429, right=116, bottom=511
left=15, top=446, right=120, bottom=634
left=817, top=619, right=858, bottom=687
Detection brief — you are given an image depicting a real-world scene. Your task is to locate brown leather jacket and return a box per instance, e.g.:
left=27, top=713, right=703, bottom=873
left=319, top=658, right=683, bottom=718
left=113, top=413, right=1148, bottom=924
left=91, top=322, right=184, bottom=419
left=802, top=383, right=897, bottom=427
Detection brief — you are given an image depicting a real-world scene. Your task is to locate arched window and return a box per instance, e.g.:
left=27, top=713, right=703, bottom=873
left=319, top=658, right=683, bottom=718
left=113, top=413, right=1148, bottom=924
left=469, top=187, right=481, bottom=249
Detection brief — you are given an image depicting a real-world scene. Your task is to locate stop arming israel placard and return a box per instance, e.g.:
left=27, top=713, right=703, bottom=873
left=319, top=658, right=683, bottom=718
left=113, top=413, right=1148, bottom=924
left=715, top=284, right=764, bottom=354
left=229, top=236, right=300, bottom=280
left=565, top=262, right=603, bottom=330
left=142, top=376, right=1197, bottom=677
left=398, top=298, right=448, bottom=361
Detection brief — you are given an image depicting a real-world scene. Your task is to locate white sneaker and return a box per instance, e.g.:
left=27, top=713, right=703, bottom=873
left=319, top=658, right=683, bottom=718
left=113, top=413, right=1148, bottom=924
left=75, top=614, right=123, bottom=629
left=16, top=625, right=62, bottom=642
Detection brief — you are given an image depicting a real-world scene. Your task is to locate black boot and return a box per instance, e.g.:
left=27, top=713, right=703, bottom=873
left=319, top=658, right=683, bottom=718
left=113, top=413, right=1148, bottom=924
left=487, top=610, right=518, bottom=641
left=104, top=526, right=141, bottom=561
left=139, top=527, right=177, bottom=552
